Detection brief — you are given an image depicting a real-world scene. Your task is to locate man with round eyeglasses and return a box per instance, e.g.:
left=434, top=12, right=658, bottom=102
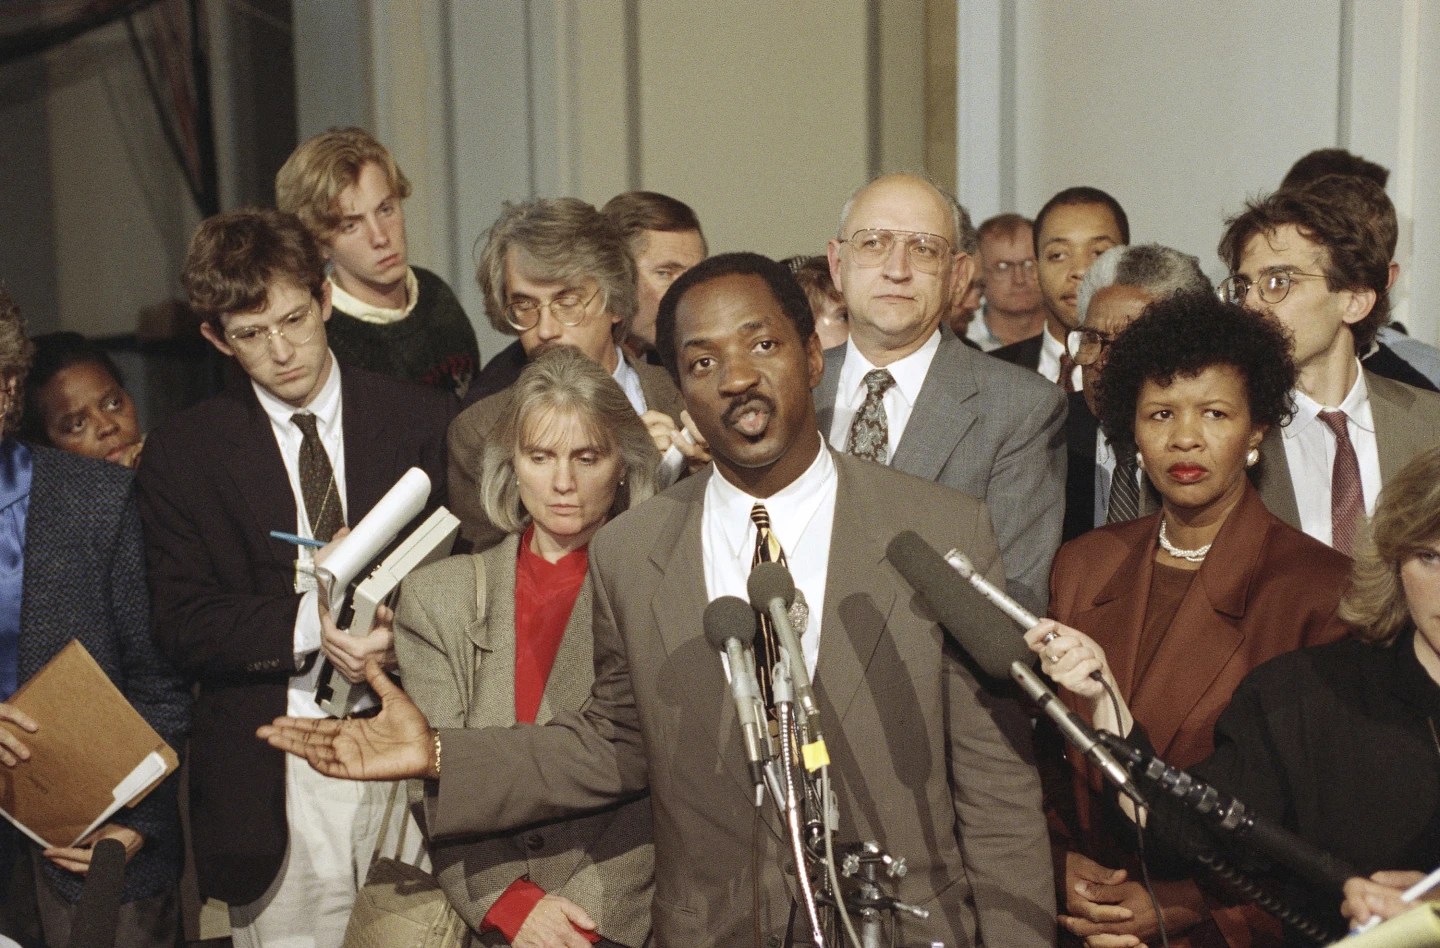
left=815, top=172, right=1067, bottom=616
left=136, top=208, right=453, bottom=946
left=1218, top=177, right=1440, bottom=552
left=1058, top=244, right=1211, bottom=543
left=448, top=197, right=688, bottom=550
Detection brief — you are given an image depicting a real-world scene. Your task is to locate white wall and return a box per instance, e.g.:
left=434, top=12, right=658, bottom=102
left=959, top=0, right=1437, bottom=346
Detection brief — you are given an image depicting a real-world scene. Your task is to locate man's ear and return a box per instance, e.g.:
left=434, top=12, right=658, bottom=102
left=826, top=239, right=845, bottom=294
left=199, top=321, right=235, bottom=358
left=950, top=252, right=976, bottom=303
left=805, top=330, right=825, bottom=390
left=319, top=281, right=333, bottom=323
left=1341, top=286, right=1376, bottom=326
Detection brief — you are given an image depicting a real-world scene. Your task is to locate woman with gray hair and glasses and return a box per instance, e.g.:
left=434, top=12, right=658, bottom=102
left=391, top=345, right=658, bottom=947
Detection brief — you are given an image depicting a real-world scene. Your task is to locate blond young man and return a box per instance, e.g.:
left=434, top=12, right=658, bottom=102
left=277, top=127, right=479, bottom=399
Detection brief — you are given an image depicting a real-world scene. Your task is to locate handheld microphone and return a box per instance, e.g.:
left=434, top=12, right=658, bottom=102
left=747, top=562, right=828, bottom=770
left=1010, top=661, right=1146, bottom=806
left=67, top=837, right=126, bottom=948
left=941, top=540, right=1103, bottom=684
left=884, top=531, right=1030, bottom=679
left=703, top=595, right=771, bottom=798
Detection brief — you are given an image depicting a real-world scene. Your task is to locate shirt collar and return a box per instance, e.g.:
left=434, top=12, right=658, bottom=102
left=612, top=347, right=639, bottom=387
left=253, top=352, right=343, bottom=433
left=837, top=328, right=941, bottom=407
left=1286, top=362, right=1375, bottom=438
left=1040, top=327, right=1066, bottom=362
left=327, top=267, right=419, bottom=325
left=707, top=441, right=836, bottom=561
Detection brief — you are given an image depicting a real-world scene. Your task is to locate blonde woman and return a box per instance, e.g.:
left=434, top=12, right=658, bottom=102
left=393, top=345, right=657, bottom=947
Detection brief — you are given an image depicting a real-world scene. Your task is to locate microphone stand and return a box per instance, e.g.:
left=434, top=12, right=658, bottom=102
left=771, top=655, right=828, bottom=947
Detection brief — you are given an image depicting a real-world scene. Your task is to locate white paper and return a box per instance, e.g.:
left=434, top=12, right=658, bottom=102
left=315, top=467, right=431, bottom=614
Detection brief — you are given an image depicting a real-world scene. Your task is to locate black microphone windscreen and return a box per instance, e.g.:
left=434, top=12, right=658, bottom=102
left=67, top=837, right=126, bottom=948
left=747, top=561, right=795, bottom=613
left=885, top=530, right=1031, bottom=679
left=704, top=595, right=757, bottom=651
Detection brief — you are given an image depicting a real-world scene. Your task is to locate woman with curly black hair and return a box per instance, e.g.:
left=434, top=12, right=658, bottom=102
left=1033, top=292, right=1355, bottom=948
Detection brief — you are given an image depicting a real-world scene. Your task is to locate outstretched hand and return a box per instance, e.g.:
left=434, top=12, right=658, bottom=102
left=258, top=659, right=436, bottom=780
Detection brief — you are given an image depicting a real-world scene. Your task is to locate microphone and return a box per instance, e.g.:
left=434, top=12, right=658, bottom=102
left=747, top=562, right=828, bottom=768
left=1010, top=660, right=1146, bottom=806
left=703, top=595, right=771, bottom=797
left=942, top=547, right=1039, bottom=628
left=884, top=531, right=1030, bottom=679
left=67, top=837, right=126, bottom=948
left=941, top=540, right=1104, bottom=684
left=1096, top=731, right=1357, bottom=895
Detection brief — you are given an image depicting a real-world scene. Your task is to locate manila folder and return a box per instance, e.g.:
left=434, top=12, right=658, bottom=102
left=0, top=639, right=179, bottom=848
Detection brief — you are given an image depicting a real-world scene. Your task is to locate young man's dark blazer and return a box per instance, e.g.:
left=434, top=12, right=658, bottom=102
left=136, top=363, right=452, bottom=905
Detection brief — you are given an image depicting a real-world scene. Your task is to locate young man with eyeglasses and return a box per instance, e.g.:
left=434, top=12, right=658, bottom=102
left=1060, top=244, right=1211, bottom=542
left=815, top=172, right=1066, bottom=615
left=966, top=214, right=1046, bottom=351
left=135, top=208, right=452, bottom=948
left=276, top=127, right=480, bottom=400
left=1218, top=177, right=1440, bottom=553
left=448, top=197, right=688, bottom=550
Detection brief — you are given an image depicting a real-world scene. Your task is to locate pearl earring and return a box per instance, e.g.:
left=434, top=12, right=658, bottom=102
left=1246, top=448, right=1260, bottom=468
left=1135, top=451, right=1144, bottom=471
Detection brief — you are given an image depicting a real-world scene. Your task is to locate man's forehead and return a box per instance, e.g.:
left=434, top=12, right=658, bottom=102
left=1039, top=203, right=1120, bottom=244
left=1239, top=225, right=1326, bottom=271
left=846, top=178, right=954, bottom=240
left=677, top=274, right=785, bottom=338
left=982, top=228, right=1034, bottom=257
left=225, top=281, right=309, bottom=325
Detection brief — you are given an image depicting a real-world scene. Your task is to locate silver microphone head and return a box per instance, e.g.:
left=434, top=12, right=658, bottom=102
left=943, top=548, right=976, bottom=578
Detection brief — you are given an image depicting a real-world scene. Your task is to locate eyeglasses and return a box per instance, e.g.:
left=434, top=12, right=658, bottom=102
left=226, top=303, right=319, bottom=354
left=1217, top=270, right=1327, bottom=306
left=988, top=258, right=1037, bottom=279
left=841, top=228, right=954, bottom=273
left=505, top=286, right=606, bottom=331
left=1066, top=328, right=1117, bottom=366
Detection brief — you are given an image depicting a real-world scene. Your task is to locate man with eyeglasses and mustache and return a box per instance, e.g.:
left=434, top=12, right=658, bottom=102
left=1217, top=176, right=1440, bottom=554
left=814, top=173, right=1066, bottom=615
left=136, top=209, right=452, bottom=947
left=448, top=198, right=692, bottom=550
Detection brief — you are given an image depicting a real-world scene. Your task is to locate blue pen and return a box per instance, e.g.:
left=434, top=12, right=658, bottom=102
left=270, top=530, right=326, bottom=549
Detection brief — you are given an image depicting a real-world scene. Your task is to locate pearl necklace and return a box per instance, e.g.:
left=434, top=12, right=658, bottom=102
left=1158, top=519, right=1211, bottom=563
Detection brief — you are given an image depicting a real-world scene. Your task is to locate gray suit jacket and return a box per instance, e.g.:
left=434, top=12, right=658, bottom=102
left=1255, top=371, right=1440, bottom=530
left=815, top=328, right=1067, bottom=614
left=394, top=537, right=654, bottom=946
left=426, top=455, right=1055, bottom=948
left=447, top=355, right=683, bottom=550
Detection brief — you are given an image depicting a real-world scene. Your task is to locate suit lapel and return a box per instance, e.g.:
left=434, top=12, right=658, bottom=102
left=340, top=370, right=404, bottom=522
left=467, top=543, right=517, bottom=727
left=218, top=386, right=302, bottom=580
left=891, top=331, right=979, bottom=481
left=1129, top=488, right=1267, bottom=759
left=1254, top=425, right=1300, bottom=529
left=1367, top=371, right=1422, bottom=482
left=814, top=455, right=899, bottom=725
left=813, top=345, right=844, bottom=436
left=538, top=580, right=596, bottom=720
left=1073, top=521, right=1156, bottom=701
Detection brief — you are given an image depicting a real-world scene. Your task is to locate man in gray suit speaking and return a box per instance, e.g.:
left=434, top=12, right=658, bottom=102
left=819, top=174, right=1066, bottom=614
left=261, top=252, right=1055, bottom=948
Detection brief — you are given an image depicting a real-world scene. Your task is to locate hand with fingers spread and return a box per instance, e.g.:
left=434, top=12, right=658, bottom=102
left=44, top=823, right=143, bottom=875
left=642, top=409, right=710, bottom=474
left=0, top=701, right=38, bottom=766
left=513, top=894, right=599, bottom=948
left=259, top=659, right=435, bottom=780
